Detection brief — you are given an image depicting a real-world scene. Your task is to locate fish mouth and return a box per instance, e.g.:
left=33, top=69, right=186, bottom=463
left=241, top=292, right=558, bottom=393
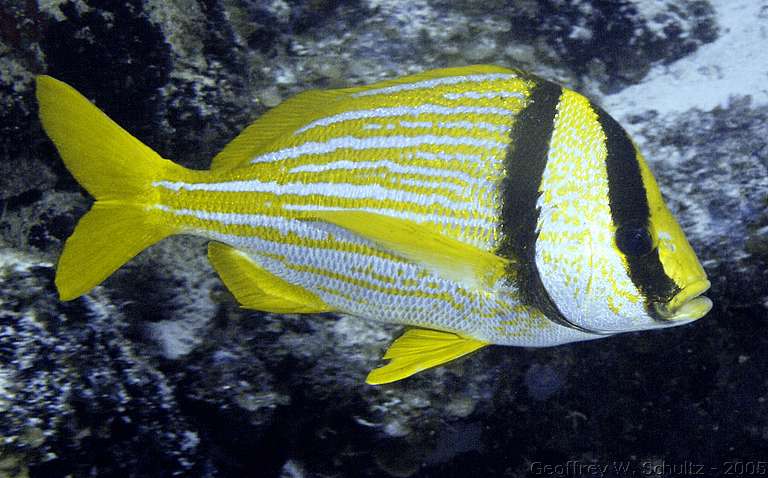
left=654, top=279, right=713, bottom=322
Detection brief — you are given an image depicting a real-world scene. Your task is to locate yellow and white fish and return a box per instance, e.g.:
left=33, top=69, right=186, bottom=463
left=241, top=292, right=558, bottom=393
left=36, top=65, right=712, bottom=385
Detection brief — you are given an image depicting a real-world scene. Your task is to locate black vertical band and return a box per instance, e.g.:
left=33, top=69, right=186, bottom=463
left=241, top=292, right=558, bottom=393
left=497, top=78, right=560, bottom=274
left=595, top=104, right=679, bottom=305
left=497, top=79, right=594, bottom=332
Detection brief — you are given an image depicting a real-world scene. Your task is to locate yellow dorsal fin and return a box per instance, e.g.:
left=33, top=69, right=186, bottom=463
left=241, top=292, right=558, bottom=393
left=342, top=64, right=515, bottom=94
left=210, top=89, right=345, bottom=170
left=366, top=328, right=488, bottom=385
left=307, top=210, right=510, bottom=291
left=208, top=242, right=332, bottom=313
left=210, top=65, right=515, bottom=170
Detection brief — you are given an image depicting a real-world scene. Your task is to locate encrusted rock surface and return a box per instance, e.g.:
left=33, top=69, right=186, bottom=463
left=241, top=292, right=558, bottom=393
left=0, top=0, right=766, bottom=477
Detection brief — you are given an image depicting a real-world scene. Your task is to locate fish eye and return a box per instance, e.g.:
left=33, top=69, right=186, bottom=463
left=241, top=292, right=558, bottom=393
left=615, top=225, right=654, bottom=257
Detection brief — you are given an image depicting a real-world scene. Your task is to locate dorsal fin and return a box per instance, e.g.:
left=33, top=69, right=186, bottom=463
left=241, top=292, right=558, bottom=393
left=207, top=242, right=331, bottom=313
left=210, top=89, right=345, bottom=170
left=341, top=64, right=516, bottom=95
left=210, top=65, right=516, bottom=170
left=307, top=210, right=511, bottom=291
left=366, top=328, right=488, bottom=384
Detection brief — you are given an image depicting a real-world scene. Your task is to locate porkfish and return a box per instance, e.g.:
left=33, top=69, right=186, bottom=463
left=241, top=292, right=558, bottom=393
left=36, top=65, right=712, bottom=384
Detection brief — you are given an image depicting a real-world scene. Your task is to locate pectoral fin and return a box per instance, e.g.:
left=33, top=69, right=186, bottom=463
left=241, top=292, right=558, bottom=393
left=307, top=210, right=510, bottom=291
left=366, top=328, right=489, bottom=385
left=208, top=242, right=331, bottom=314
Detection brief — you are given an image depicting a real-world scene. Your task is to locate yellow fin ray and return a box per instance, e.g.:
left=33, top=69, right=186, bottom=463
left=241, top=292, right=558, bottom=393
left=36, top=75, right=185, bottom=200
left=307, top=210, right=510, bottom=291
left=36, top=75, right=186, bottom=300
left=56, top=203, right=174, bottom=301
left=208, top=242, right=332, bottom=313
left=210, top=65, right=516, bottom=170
left=343, top=65, right=517, bottom=95
left=210, top=89, right=345, bottom=170
left=366, top=328, right=488, bottom=385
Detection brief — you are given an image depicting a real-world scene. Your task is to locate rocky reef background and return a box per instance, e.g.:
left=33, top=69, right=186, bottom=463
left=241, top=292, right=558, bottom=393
left=1, top=0, right=767, bottom=477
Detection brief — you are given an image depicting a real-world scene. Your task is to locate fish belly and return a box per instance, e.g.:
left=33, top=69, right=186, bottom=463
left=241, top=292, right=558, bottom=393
left=206, top=213, right=492, bottom=332
left=156, top=182, right=594, bottom=345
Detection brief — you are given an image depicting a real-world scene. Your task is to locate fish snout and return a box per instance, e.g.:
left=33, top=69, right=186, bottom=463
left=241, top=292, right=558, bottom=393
left=654, top=279, right=713, bottom=322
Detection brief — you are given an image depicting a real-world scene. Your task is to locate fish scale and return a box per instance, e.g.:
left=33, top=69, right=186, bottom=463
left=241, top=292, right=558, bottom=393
left=145, top=72, right=535, bottom=338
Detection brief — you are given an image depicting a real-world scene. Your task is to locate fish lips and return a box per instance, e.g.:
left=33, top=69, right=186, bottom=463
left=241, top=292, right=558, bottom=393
left=654, top=279, right=713, bottom=322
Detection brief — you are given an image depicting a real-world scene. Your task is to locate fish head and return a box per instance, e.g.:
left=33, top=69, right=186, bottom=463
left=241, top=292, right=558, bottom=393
left=527, top=92, right=711, bottom=336
left=613, top=150, right=713, bottom=329
left=539, top=147, right=712, bottom=335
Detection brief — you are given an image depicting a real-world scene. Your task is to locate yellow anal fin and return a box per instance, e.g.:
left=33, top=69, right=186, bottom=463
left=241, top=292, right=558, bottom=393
left=366, top=328, right=488, bottom=385
left=307, top=210, right=511, bottom=291
left=207, top=242, right=332, bottom=314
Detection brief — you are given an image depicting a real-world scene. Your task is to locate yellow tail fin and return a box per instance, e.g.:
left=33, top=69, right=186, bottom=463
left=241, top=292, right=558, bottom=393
left=36, top=75, right=184, bottom=300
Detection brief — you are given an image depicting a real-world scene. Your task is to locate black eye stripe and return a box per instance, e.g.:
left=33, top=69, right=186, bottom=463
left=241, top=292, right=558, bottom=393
left=615, top=225, right=654, bottom=257
left=594, top=102, right=679, bottom=304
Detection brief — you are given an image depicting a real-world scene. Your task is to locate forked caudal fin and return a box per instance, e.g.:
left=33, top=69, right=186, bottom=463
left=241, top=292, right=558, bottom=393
left=36, top=76, right=187, bottom=300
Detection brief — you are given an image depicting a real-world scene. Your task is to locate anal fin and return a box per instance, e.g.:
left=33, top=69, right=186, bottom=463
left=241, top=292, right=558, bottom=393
left=208, top=242, right=331, bottom=314
left=366, top=328, right=488, bottom=385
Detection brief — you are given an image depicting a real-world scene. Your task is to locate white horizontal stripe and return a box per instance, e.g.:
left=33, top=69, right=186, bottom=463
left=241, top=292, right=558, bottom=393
left=439, top=120, right=509, bottom=133
left=443, top=90, right=526, bottom=100
left=412, top=150, right=484, bottom=163
left=197, top=235, right=484, bottom=329
left=398, top=120, right=433, bottom=129
left=250, top=134, right=506, bottom=164
left=288, top=159, right=485, bottom=186
left=154, top=179, right=490, bottom=213
left=201, top=231, right=414, bottom=284
left=157, top=206, right=483, bottom=270
left=397, top=177, right=466, bottom=193
left=201, top=232, right=384, bottom=276
left=258, top=250, right=433, bottom=293
left=155, top=205, right=327, bottom=238
left=294, top=104, right=515, bottom=134
left=351, top=73, right=516, bottom=98
left=398, top=119, right=510, bottom=134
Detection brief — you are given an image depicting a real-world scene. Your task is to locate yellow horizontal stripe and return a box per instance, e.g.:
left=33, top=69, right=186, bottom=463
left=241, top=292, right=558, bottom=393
left=158, top=191, right=495, bottom=224
left=293, top=113, right=513, bottom=143
left=255, top=143, right=506, bottom=170
left=350, top=264, right=398, bottom=285
left=157, top=211, right=408, bottom=262
left=315, top=284, right=364, bottom=305
left=339, top=78, right=533, bottom=109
